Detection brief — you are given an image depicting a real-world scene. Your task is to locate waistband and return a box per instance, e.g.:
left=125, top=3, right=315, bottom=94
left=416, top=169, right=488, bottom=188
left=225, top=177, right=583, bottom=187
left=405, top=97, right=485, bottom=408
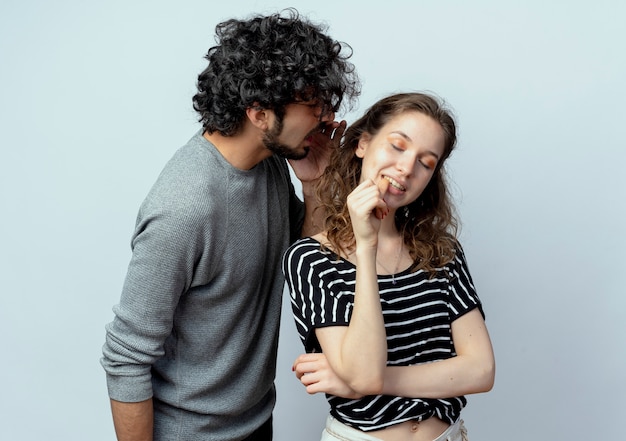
left=324, top=415, right=467, bottom=441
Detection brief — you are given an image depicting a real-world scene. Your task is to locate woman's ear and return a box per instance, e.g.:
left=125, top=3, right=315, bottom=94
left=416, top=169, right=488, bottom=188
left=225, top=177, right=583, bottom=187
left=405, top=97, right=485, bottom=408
left=246, top=104, right=272, bottom=131
left=355, top=133, right=370, bottom=158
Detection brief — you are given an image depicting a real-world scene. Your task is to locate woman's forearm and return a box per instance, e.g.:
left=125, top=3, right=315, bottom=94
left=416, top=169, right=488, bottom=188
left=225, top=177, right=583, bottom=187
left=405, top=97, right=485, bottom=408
left=383, top=309, right=495, bottom=398
left=383, top=354, right=495, bottom=398
left=341, top=246, right=387, bottom=393
left=316, top=245, right=387, bottom=395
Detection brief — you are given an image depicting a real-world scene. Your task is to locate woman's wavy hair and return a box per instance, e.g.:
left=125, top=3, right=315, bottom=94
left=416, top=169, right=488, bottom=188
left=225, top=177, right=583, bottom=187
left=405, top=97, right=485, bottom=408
left=317, top=92, right=460, bottom=272
left=192, top=8, right=360, bottom=135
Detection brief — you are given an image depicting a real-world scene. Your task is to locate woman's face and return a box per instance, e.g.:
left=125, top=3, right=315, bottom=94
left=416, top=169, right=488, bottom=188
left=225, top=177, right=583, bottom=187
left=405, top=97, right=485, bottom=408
left=356, top=111, right=446, bottom=211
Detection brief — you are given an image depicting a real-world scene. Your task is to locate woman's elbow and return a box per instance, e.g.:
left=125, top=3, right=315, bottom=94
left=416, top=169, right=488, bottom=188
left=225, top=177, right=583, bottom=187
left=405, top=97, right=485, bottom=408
left=476, top=359, right=496, bottom=392
left=348, top=373, right=385, bottom=396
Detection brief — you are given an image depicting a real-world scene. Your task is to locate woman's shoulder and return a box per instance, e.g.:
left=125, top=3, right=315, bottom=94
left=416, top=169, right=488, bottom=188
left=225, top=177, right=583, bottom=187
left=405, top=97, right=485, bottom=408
left=284, top=237, right=327, bottom=276
left=289, top=232, right=332, bottom=252
left=310, top=231, right=327, bottom=244
left=284, top=234, right=347, bottom=269
left=285, top=236, right=322, bottom=258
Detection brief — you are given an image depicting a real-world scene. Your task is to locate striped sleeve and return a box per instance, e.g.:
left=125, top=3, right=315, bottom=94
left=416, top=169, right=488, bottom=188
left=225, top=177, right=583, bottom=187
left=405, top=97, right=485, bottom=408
left=282, top=238, right=353, bottom=352
left=446, top=245, right=484, bottom=320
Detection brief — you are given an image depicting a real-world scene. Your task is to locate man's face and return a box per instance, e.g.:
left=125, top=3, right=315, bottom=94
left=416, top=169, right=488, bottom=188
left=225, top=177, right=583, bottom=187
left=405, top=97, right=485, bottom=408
left=263, top=100, right=335, bottom=160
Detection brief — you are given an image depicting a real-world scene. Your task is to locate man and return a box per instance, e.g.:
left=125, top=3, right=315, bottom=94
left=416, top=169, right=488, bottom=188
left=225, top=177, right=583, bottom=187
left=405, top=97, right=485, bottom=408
left=101, top=8, right=360, bottom=441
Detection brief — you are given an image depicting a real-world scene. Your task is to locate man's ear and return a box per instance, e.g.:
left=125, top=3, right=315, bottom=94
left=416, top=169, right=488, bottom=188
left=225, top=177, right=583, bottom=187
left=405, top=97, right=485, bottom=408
left=355, top=133, right=371, bottom=158
left=246, top=104, right=272, bottom=131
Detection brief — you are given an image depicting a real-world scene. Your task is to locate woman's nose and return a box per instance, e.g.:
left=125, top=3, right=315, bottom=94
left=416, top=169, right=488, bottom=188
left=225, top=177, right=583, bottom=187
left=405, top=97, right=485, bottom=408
left=396, top=154, right=417, bottom=177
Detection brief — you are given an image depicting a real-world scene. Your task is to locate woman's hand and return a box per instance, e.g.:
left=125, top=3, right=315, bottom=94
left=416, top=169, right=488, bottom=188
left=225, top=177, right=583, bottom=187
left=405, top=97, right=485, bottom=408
left=292, top=353, right=364, bottom=399
left=347, top=178, right=389, bottom=248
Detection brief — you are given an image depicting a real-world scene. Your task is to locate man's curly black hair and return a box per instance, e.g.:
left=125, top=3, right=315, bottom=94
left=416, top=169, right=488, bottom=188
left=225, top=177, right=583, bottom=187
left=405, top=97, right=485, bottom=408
left=192, top=8, right=361, bottom=136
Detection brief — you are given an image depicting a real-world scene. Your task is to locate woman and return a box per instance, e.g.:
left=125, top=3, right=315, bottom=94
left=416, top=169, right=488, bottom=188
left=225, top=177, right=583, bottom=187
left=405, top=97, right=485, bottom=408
left=283, top=92, right=495, bottom=441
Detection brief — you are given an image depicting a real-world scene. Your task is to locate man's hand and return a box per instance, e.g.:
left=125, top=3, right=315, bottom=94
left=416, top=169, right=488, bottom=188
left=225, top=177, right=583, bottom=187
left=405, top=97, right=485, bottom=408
left=292, top=352, right=364, bottom=399
left=289, top=120, right=346, bottom=183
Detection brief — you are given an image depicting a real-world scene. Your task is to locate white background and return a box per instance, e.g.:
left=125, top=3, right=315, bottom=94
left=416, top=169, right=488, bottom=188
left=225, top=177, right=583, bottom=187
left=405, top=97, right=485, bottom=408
left=1, top=1, right=624, bottom=440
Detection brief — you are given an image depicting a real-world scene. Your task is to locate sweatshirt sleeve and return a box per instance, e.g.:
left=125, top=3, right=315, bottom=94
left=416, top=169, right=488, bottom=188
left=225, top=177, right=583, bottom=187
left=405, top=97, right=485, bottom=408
left=101, top=149, right=217, bottom=402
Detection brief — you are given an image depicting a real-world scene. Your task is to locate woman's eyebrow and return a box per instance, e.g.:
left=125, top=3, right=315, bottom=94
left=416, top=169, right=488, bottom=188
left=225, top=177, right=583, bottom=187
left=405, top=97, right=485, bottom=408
left=389, top=130, right=441, bottom=159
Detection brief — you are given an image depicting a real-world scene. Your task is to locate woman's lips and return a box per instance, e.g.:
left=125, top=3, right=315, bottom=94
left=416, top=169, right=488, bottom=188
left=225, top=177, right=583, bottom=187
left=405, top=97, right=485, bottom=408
left=383, top=175, right=406, bottom=192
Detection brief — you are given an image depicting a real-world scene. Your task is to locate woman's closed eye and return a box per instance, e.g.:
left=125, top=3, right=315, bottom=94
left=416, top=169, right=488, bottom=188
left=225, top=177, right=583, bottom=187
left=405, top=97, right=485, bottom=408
left=420, top=157, right=437, bottom=170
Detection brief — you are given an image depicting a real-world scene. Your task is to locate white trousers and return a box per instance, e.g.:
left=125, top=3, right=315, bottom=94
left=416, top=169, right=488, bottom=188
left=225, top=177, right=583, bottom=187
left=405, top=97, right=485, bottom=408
left=320, top=415, right=468, bottom=441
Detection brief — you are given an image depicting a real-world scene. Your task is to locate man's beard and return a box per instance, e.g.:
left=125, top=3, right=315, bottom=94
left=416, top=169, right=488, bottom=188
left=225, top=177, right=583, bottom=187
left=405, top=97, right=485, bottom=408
left=262, top=117, right=310, bottom=160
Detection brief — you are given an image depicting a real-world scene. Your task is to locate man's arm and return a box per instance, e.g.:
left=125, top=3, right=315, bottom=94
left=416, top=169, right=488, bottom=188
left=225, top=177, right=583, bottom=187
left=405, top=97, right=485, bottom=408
left=102, top=165, right=209, bottom=438
left=299, top=180, right=325, bottom=237
left=110, top=399, right=153, bottom=441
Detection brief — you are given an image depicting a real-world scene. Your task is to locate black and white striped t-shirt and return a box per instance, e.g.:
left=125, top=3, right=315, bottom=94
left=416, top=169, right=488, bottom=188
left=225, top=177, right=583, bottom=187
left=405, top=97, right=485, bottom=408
left=282, top=237, right=484, bottom=432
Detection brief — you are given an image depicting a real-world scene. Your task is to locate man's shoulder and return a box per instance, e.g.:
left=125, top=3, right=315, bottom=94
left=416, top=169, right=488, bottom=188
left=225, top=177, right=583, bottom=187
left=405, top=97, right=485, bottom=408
left=152, top=133, right=224, bottom=187
left=169, top=132, right=222, bottom=169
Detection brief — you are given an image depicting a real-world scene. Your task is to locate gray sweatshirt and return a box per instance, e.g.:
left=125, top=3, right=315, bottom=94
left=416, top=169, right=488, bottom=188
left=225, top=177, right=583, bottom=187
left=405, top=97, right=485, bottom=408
left=101, top=131, right=303, bottom=440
